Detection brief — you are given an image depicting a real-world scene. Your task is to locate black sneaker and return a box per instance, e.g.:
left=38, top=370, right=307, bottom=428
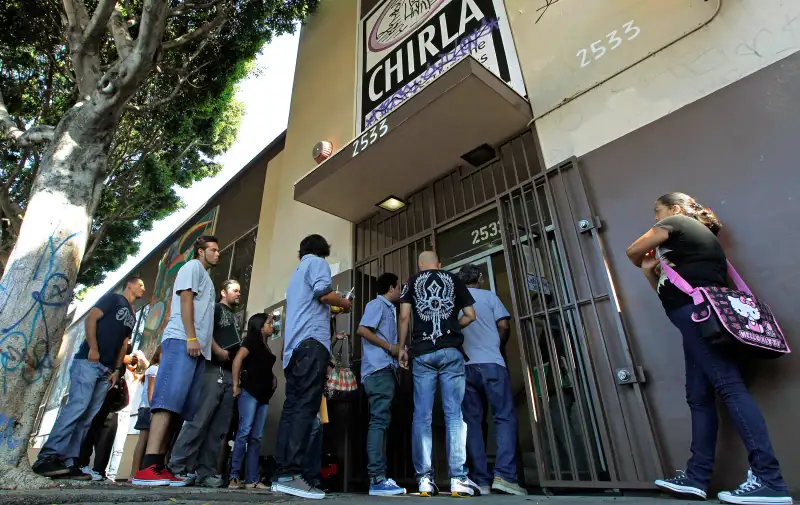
left=65, top=466, right=92, bottom=481
left=718, top=469, right=793, bottom=505
left=654, top=470, right=707, bottom=500
left=32, top=457, right=70, bottom=478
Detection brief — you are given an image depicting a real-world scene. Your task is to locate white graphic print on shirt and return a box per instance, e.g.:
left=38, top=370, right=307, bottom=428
left=414, top=271, right=455, bottom=344
left=655, top=246, right=675, bottom=293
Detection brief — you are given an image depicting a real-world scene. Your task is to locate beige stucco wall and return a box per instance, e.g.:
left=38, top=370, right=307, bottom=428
left=248, top=151, right=284, bottom=314
left=505, top=0, right=800, bottom=167
left=253, top=0, right=358, bottom=309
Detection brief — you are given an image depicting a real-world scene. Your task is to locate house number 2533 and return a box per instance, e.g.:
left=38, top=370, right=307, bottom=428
left=576, top=20, right=640, bottom=69
left=352, top=119, right=389, bottom=158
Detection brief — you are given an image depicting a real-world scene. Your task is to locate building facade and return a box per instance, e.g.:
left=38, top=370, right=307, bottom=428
left=251, top=0, right=800, bottom=495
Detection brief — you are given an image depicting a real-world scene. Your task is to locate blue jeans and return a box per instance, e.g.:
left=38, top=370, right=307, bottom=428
left=412, top=348, right=467, bottom=479
left=37, top=359, right=109, bottom=466
left=150, top=338, right=206, bottom=421
left=363, top=366, right=396, bottom=481
left=230, top=389, right=269, bottom=484
left=275, top=338, right=329, bottom=478
left=668, top=304, right=787, bottom=491
left=303, top=413, right=323, bottom=486
left=463, top=363, right=519, bottom=485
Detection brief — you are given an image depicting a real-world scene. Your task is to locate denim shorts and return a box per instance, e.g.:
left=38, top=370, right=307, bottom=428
left=133, top=407, right=151, bottom=431
left=150, top=338, right=206, bottom=420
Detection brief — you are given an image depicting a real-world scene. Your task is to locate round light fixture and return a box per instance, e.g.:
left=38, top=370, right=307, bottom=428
left=312, top=141, right=333, bottom=164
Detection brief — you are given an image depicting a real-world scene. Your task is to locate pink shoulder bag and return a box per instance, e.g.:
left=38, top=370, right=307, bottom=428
left=659, top=260, right=791, bottom=359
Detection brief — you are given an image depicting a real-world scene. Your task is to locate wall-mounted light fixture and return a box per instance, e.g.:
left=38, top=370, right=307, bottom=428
left=312, top=141, right=333, bottom=164
left=376, top=195, right=406, bottom=212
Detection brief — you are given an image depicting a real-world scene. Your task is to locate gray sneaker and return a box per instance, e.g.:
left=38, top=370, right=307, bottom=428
left=173, top=473, right=195, bottom=486
left=492, top=477, right=527, bottom=496
left=273, top=476, right=325, bottom=500
left=198, top=475, right=225, bottom=488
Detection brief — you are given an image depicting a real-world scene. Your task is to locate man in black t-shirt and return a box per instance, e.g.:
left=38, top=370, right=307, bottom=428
left=398, top=251, right=479, bottom=497
left=33, top=276, right=144, bottom=480
left=169, top=279, right=241, bottom=487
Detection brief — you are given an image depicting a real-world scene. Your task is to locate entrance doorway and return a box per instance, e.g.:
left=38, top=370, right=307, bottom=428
left=350, top=131, right=662, bottom=492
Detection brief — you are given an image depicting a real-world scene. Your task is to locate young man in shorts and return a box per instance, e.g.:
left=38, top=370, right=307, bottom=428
left=132, top=235, right=225, bottom=486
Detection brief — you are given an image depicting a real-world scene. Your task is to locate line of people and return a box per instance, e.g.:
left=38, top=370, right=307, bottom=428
left=32, top=233, right=529, bottom=499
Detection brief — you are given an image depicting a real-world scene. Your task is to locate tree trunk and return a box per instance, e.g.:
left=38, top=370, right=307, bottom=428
left=0, top=102, right=113, bottom=489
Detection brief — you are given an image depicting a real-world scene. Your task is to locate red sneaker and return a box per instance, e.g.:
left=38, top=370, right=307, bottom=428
left=162, top=468, right=188, bottom=487
left=131, top=465, right=172, bottom=486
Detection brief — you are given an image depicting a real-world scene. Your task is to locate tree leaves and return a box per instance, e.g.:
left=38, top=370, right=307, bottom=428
left=0, top=0, right=319, bottom=286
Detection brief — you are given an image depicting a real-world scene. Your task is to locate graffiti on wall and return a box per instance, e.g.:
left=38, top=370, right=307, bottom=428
left=137, top=207, right=218, bottom=358
left=0, top=231, right=79, bottom=395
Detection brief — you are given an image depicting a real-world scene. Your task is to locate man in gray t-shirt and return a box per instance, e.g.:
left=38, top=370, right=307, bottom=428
left=133, top=235, right=227, bottom=487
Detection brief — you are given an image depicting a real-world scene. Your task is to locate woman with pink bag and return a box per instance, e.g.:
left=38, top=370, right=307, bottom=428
left=626, top=192, right=791, bottom=505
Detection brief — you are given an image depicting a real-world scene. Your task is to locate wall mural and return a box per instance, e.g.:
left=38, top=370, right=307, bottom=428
left=137, top=207, right=219, bottom=358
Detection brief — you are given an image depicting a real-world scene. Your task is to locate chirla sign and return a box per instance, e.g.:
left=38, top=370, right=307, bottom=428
left=357, top=0, right=525, bottom=132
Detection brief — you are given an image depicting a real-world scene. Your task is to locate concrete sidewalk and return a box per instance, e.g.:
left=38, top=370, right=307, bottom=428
left=0, top=484, right=708, bottom=505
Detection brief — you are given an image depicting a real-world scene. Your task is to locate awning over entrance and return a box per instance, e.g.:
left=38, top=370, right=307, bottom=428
left=293, top=57, right=533, bottom=223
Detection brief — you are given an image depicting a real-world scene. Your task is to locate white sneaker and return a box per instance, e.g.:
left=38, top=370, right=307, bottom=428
left=418, top=475, right=439, bottom=497
left=80, top=466, right=103, bottom=481
left=451, top=476, right=480, bottom=497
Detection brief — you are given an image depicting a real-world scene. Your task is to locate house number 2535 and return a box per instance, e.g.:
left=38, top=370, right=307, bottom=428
left=576, top=20, right=640, bottom=69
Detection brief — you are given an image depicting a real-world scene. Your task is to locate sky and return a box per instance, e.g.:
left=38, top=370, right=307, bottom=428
left=72, top=31, right=300, bottom=318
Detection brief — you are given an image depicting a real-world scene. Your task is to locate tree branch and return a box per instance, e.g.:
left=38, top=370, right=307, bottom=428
left=162, top=2, right=229, bottom=51
left=119, top=0, right=169, bottom=90
left=126, top=60, right=211, bottom=112
left=82, top=0, right=116, bottom=49
left=0, top=91, right=55, bottom=147
left=83, top=222, right=107, bottom=262
left=108, top=3, right=134, bottom=60
left=169, top=0, right=225, bottom=17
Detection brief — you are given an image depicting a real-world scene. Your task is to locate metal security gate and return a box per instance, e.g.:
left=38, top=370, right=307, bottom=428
left=350, top=132, right=662, bottom=490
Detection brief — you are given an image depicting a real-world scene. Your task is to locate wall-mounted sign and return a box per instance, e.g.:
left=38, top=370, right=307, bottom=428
left=357, top=0, right=526, bottom=132
left=505, top=0, right=721, bottom=118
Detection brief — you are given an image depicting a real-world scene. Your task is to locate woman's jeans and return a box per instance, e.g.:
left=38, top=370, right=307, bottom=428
left=667, top=304, right=786, bottom=491
left=230, top=389, right=269, bottom=483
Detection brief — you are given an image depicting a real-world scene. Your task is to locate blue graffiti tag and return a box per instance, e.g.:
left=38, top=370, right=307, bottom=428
left=0, top=412, right=23, bottom=450
left=0, top=231, right=79, bottom=393
left=364, top=17, right=500, bottom=128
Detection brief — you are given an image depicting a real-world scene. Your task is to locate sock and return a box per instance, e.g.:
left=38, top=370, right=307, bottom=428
left=142, top=454, right=165, bottom=471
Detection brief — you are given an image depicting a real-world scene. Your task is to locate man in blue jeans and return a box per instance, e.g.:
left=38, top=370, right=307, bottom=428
left=133, top=235, right=228, bottom=486
left=458, top=264, right=527, bottom=496
left=356, top=272, right=405, bottom=496
left=33, top=276, right=144, bottom=479
left=398, top=251, right=479, bottom=497
left=271, top=234, right=351, bottom=500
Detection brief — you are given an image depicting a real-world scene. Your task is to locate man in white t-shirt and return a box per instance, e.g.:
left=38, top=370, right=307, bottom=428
left=132, top=235, right=226, bottom=486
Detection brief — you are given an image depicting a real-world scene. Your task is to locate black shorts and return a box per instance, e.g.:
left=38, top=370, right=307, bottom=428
left=134, top=407, right=151, bottom=431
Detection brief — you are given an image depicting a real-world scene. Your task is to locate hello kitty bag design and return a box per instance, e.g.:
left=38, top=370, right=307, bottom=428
left=660, top=260, right=791, bottom=359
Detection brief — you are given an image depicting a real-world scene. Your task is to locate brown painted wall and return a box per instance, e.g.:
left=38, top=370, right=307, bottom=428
left=579, top=51, right=800, bottom=493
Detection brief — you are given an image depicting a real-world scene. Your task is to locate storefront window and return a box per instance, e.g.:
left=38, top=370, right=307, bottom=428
left=209, top=227, right=258, bottom=329
left=229, top=228, right=257, bottom=321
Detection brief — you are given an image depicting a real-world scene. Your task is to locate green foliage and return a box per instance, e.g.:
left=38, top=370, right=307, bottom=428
left=0, top=0, right=318, bottom=286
